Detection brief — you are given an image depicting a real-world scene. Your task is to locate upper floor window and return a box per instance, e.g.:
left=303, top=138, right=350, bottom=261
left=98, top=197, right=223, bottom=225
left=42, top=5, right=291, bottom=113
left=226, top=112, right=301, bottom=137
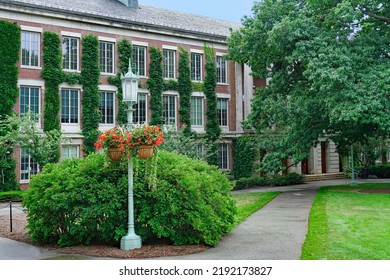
left=163, top=95, right=176, bottom=126
left=216, top=56, right=227, bottom=84
left=133, top=93, right=147, bottom=124
left=61, top=89, right=79, bottom=124
left=99, top=91, right=114, bottom=124
left=20, top=148, right=39, bottom=181
left=133, top=46, right=146, bottom=77
left=62, top=37, right=79, bottom=71
left=163, top=49, right=176, bottom=79
left=218, top=143, right=228, bottom=170
left=217, top=98, right=228, bottom=127
left=21, top=31, right=40, bottom=67
left=191, top=97, right=203, bottom=126
left=19, top=86, right=40, bottom=122
left=191, top=53, right=202, bottom=81
left=99, top=41, right=114, bottom=74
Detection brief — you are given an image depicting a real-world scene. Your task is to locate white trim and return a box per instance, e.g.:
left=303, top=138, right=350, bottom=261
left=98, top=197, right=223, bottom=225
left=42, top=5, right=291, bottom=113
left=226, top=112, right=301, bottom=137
left=99, top=85, right=117, bottom=91
left=98, top=36, right=116, bottom=43
left=216, top=93, right=231, bottom=99
left=18, top=79, right=45, bottom=88
left=132, top=41, right=149, bottom=47
left=190, top=49, right=204, bottom=54
left=162, top=90, right=178, bottom=96
left=162, top=45, right=178, bottom=51
left=216, top=52, right=227, bottom=57
left=20, top=65, right=42, bottom=70
left=138, top=88, right=149, bottom=94
left=20, top=25, right=42, bottom=33
left=61, top=31, right=82, bottom=38
left=191, top=92, right=205, bottom=97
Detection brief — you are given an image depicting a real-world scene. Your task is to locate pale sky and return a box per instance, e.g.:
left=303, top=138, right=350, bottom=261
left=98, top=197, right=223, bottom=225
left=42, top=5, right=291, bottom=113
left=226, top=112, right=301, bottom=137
left=138, top=0, right=256, bottom=23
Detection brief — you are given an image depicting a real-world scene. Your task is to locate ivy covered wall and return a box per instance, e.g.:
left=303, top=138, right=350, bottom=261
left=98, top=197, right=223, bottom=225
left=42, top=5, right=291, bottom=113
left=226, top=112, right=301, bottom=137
left=232, top=136, right=256, bottom=179
left=0, top=20, right=20, bottom=190
left=178, top=47, right=192, bottom=135
left=148, top=47, right=164, bottom=126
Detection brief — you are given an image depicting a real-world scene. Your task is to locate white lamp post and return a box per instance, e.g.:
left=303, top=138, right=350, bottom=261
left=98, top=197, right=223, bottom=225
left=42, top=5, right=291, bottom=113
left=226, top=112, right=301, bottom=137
left=120, top=60, right=142, bottom=250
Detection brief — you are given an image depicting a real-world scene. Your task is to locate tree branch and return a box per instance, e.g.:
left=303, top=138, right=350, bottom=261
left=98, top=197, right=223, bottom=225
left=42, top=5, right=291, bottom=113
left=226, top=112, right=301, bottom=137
left=361, top=6, right=390, bottom=24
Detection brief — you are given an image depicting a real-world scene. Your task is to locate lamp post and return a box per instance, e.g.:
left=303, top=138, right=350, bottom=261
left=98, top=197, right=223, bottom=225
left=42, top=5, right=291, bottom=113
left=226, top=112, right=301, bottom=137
left=120, top=60, right=142, bottom=250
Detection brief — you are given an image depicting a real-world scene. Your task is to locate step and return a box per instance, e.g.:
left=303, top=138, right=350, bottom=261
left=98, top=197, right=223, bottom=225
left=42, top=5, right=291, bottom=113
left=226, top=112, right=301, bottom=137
left=303, top=172, right=345, bottom=182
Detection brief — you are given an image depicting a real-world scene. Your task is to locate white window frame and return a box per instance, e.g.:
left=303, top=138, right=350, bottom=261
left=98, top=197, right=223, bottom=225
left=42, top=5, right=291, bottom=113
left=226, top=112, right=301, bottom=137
left=191, top=53, right=202, bottom=81
left=61, top=145, right=80, bottom=160
left=218, top=143, right=229, bottom=170
left=60, top=87, right=81, bottom=133
left=216, top=55, right=228, bottom=84
left=99, top=91, right=115, bottom=125
left=133, top=93, right=148, bottom=125
left=191, top=97, right=203, bottom=127
left=163, top=93, right=177, bottom=127
left=19, top=85, right=41, bottom=125
left=217, top=98, right=228, bottom=127
left=163, top=49, right=176, bottom=79
left=20, top=147, right=39, bottom=183
left=20, top=30, right=41, bottom=68
left=133, top=45, right=147, bottom=77
left=99, top=41, right=115, bottom=75
left=62, top=36, right=80, bottom=72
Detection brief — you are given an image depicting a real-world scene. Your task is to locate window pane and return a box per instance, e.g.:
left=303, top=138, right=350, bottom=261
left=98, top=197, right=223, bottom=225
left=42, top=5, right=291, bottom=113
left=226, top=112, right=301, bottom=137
left=191, top=97, right=203, bottom=126
left=217, top=56, right=227, bottom=83
left=217, top=99, right=228, bottom=126
left=133, top=94, right=146, bottom=124
left=191, top=53, right=202, bottom=81
left=61, top=89, right=79, bottom=123
left=163, top=95, right=176, bottom=125
left=218, top=144, right=228, bottom=169
left=62, top=38, right=70, bottom=69
left=21, top=148, right=39, bottom=180
left=133, top=46, right=146, bottom=76
left=163, top=50, right=175, bottom=79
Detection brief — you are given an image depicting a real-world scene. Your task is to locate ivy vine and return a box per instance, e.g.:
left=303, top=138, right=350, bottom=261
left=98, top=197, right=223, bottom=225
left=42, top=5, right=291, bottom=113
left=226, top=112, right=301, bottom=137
left=178, top=47, right=192, bottom=135
left=204, top=44, right=220, bottom=166
left=232, top=135, right=256, bottom=179
left=0, top=20, right=20, bottom=190
left=81, top=34, right=101, bottom=154
left=148, top=47, right=164, bottom=126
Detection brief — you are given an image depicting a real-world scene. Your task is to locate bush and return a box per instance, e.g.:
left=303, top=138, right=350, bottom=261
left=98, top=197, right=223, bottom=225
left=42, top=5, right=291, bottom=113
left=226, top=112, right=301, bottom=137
left=234, top=173, right=304, bottom=190
left=0, top=190, right=24, bottom=202
left=362, top=164, right=390, bottom=178
left=23, top=151, right=236, bottom=247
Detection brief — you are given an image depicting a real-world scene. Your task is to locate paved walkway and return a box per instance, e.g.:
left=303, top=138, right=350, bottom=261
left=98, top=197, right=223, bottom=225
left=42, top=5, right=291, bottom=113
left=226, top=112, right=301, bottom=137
left=1, top=179, right=389, bottom=260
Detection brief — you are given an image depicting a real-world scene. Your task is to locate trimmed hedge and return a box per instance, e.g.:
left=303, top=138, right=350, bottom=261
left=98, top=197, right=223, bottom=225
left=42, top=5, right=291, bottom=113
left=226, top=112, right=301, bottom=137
left=23, top=151, right=236, bottom=247
left=234, top=173, right=304, bottom=190
left=0, top=190, right=24, bottom=202
left=358, top=164, right=390, bottom=178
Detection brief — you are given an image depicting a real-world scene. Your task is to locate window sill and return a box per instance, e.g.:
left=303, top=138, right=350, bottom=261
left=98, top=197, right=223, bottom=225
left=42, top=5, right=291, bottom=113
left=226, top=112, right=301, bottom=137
left=20, top=65, right=42, bottom=70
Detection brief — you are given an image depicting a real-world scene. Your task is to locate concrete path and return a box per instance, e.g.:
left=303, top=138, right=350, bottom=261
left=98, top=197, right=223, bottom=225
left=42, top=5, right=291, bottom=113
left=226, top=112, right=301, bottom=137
left=1, top=179, right=389, bottom=260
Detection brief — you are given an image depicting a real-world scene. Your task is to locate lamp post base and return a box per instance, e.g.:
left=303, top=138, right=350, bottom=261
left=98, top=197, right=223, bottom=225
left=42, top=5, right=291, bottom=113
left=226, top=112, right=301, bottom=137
left=120, top=233, right=142, bottom=250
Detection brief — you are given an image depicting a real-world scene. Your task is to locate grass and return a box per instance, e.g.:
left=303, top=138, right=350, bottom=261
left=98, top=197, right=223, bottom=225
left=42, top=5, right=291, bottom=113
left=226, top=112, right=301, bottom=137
left=233, top=192, right=280, bottom=225
left=301, top=183, right=390, bottom=260
left=0, top=190, right=25, bottom=202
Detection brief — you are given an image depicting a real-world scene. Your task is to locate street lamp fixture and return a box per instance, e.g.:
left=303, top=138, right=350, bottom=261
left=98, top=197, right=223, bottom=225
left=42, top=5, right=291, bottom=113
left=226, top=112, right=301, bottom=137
left=120, top=59, right=142, bottom=250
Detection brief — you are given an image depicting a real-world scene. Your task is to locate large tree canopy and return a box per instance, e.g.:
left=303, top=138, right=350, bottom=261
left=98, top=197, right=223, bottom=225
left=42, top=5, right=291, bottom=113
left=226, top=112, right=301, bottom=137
left=228, top=0, right=390, bottom=172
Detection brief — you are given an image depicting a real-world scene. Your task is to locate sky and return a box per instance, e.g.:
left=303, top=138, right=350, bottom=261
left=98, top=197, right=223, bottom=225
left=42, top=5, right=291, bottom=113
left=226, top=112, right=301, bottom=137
left=138, top=0, right=256, bottom=23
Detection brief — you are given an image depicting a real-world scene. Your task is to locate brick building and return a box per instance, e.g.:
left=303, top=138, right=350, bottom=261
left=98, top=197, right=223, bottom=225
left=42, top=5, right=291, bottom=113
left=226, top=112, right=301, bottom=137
left=0, top=0, right=258, bottom=186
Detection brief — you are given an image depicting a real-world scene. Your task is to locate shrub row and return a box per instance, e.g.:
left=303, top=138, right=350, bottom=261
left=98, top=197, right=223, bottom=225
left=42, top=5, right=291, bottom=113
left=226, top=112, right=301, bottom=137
left=0, top=190, right=24, bottom=202
left=234, top=173, right=304, bottom=190
left=23, top=151, right=236, bottom=247
left=358, top=164, right=390, bottom=178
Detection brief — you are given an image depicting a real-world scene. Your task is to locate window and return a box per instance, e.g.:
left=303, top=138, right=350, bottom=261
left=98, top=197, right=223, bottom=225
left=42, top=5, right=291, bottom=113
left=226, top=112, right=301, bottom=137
left=163, top=49, right=176, bottom=79
left=217, top=98, right=228, bottom=126
left=99, top=41, right=114, bottom=74
left=218, top=143, right=228, bottom=170
left=61, top=146, right=79, bottom=159
left=19, top=86, right=40, bottom=122
left=20, top=148, right=39, bottom=181
left=217, top=56, right=227, bottom=84
left=21, top=31, right=40, bottom=67
left=191, top=53, right=202, bottom=81
left=99, top=91, right=114, bottom=124
left=62, top=37, right=79, bottom=70
left=133, top=46, right=146, bottom=76
left=196, top=143, right=204, bottom=159
left=133, top=94, right=147, bottom=124
left=191, top=97, right=203, bottom=126
left=61, top=89, right=79, bottom=124
left=163, top=95, right=176, bottom=126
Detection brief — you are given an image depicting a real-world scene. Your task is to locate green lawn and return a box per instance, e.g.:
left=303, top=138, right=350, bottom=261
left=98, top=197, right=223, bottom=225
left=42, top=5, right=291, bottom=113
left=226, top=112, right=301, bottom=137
left=301, top=183, right=390, bottom=260
left=233, top=192, right=280, bottom=226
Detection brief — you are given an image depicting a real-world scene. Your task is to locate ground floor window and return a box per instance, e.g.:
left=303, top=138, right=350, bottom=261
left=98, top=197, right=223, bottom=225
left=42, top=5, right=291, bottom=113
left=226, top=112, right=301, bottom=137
left=218, top=143, right=229, bottom=170
left=20, top=148, right=39, bottom=181
left=133, top=93, right=147, bottom=124
left=163, top=95, right=176, bottom=126
left=61, top=145, right=79, bottom=160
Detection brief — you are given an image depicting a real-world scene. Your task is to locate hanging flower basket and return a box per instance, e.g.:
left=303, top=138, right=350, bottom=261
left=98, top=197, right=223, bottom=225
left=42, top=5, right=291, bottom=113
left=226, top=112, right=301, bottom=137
left=108, top=148, right=122, bottom=161
left=137, top=145, right=154, bottom=160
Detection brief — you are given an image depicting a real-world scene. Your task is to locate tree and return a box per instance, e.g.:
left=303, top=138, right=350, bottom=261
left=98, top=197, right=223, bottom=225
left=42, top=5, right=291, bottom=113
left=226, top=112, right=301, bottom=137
left=228, top=0, right=390, bottom=172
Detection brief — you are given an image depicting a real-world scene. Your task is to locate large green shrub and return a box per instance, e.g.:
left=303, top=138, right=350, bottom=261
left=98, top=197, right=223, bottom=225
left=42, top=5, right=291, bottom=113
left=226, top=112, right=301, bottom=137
left=23, top=151, right=236, bottom=247
left=234, top=173, right=304, bottom=190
